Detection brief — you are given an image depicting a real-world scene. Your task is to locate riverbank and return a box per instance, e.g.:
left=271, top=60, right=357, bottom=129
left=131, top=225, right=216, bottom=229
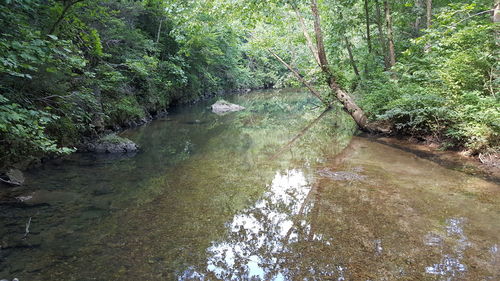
left=2, top=87, right=498, bottom=187
left=0, top=87, right=255, bottom=180
left=362, top=134, right=500, bottom=182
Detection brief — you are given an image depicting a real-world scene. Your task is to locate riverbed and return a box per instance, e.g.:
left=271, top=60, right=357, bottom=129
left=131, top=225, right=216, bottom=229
left=1, top=89, right=499, bottom=280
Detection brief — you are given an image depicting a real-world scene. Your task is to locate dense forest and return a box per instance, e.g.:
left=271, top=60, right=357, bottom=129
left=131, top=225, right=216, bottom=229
left=1, top=0, right=498, bottom=167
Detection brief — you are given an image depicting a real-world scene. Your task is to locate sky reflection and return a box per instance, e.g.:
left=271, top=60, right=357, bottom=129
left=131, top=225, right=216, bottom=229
left=425, top=218, right=469, bottom=279
left=205, top=169, right=329, bottom=280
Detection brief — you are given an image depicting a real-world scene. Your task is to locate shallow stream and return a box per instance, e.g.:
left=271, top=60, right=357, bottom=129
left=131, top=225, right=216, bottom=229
left=1, top=89, right=499, bottom=280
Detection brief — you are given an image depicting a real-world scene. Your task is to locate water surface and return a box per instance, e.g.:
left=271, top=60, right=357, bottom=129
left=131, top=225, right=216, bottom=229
left=0, top=89, right=499, bottom=280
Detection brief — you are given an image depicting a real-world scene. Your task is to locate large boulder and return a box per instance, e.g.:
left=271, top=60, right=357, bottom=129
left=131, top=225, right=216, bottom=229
left=211, top=100, right=245, bottom=115
left=87, top=134, right=138, bottom=154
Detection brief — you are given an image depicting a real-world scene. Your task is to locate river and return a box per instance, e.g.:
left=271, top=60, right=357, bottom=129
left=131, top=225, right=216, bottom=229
left=1, top=89, right=499, bottom=280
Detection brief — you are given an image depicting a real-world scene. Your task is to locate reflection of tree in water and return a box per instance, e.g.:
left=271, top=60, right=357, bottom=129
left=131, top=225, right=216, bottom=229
left=190, top=169, right=345, bottom=280
left=178, top=136, right=500, bottom=281
left=185, top=126, right=359, bottom=281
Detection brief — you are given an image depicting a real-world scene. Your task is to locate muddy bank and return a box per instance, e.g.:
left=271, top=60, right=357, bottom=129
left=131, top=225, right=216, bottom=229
left=362, top=134, right=500, bottom=182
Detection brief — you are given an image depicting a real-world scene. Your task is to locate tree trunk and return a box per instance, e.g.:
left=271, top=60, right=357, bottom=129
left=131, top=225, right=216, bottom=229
left=494, top=1, right=500, bottom=45
left=426, top=0, right=432, bottom=28
left=310, top=0, right=329, bottom=72
left=384, top=0, right=396, bottom=67
left=414, top=0, right=424, bottom=34
left=344, top=36, right=360, bottom=78
left=310, top=0, right=370, bottom=130
left=494, top=1, right=500, bottom=23
left=294, top=9, right=321, bottom=66
left=268, top=49, right=327, bottom=105
left=375, top=0, right=389, bottom=69
left=156, top=18, right=163, bottom=43
left=364, top=0, right=372, bottom=53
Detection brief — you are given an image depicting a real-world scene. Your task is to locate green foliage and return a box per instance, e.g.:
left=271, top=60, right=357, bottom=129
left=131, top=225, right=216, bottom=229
left=0, top=0, right=278, bottom=165
left=446, top=91, right=499, bottom=151
left=1, top=0, right=497, bottom=166
left=99, top=134, right=130, bottom=144
left=105, top=96, right=145, bottom=126
left=379, top=91, right=449, bottom=134
left=354, top=0, right=498, bottom=152
left=0, top=94, right=75, bottom=164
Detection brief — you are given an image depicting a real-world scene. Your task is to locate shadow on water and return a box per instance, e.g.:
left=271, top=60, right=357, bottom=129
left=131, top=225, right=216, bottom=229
left=0, top=89, right=499, bottom=280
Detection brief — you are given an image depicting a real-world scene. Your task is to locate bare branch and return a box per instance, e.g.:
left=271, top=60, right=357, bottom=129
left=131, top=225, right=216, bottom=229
left=294, top=8, right=321, bottom=67
left=22, top=217, right=32, bottom=239
left=268, top=49, right=328, bottom=105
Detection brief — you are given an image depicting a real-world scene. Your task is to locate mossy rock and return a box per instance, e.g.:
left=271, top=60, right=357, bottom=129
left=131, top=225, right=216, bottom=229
left=87, top=134, right=139, bottom=154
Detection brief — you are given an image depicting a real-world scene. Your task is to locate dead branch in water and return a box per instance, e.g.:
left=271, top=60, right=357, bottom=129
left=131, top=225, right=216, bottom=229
left=23, top=217, right=32, bottom=239
left=0, top=177, right=21, bottom=186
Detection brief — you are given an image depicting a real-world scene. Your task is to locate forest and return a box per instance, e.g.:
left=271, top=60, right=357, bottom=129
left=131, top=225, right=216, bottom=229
left=1, top=0, right=498, bottom=167
left=1, top=1, right=500, bottom=280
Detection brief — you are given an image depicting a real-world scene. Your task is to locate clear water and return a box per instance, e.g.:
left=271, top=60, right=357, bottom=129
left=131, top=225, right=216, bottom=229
left=0, top=89, right=499, bottom=280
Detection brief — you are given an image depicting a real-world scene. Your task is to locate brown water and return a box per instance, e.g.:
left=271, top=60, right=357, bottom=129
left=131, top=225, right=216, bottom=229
left=0, top=89, right=499, bottom=280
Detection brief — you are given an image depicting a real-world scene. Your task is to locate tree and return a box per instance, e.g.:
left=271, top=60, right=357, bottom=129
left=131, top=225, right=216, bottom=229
left=309, top=0, right=371, bottom=130
left=344, top=36, right=361, bottom=78
left=384, top=0, right=396, bottom=67
left=426, top=0, right=432, bottom=28
left=364, top=0, right=372, bottom=53
left=375, top=0, right=389, bottom=69
left=414, top=0, right=424, bottom=33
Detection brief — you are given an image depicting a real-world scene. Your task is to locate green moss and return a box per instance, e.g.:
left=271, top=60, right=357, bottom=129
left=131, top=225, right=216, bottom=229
left=99, top=134, right=130, bottom=144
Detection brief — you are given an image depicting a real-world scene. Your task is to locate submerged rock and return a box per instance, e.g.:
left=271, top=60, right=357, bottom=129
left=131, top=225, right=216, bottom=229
left=211, top=100, right=245, bottom=115
left=86, top=134, right=138, bottom=154
left=0, top=169, right=25, bottom=186
left=16, top=190, right=80, bottom=206
left=317, top=169, right=366, bottom=181
left=184, top=119, right=207, bottom=125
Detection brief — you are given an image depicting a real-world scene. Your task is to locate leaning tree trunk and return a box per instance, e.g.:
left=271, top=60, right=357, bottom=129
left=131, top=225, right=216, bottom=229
left=310, top=0, right=370, bottom=130
left=295, top=8, right=321, bottom=66
left=384, top=0, right=396, bottom=67
left=268, top=49, right=327, bottom=104
left=272, top=0, right=389, bottom=132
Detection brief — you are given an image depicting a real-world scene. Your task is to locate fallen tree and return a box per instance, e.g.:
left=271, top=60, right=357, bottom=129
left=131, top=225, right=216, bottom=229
left=270, top=0, right=390, bottom=133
